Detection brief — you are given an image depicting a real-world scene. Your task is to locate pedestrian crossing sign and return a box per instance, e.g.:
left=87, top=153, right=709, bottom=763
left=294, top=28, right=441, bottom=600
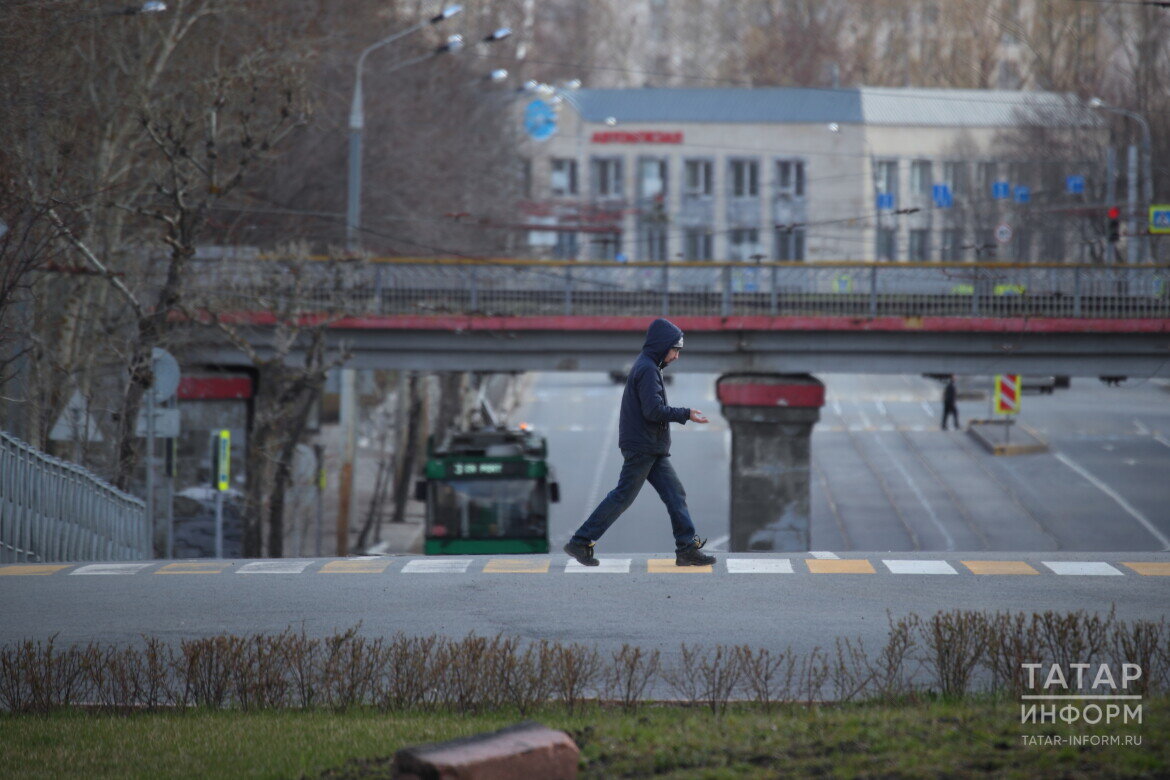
left=1151, top=205, right=1170, bottom=235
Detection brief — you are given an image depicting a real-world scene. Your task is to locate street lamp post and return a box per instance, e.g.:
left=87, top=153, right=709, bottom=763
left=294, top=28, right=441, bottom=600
left=1089, top=98, right=1154, bottom=262
left=346, top=5, right=462, bottom=252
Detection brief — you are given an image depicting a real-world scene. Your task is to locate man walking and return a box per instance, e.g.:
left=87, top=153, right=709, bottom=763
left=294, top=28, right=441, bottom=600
left=941, top=375, right=960, bottom=430
left=563, top=318, right=717, bottom=567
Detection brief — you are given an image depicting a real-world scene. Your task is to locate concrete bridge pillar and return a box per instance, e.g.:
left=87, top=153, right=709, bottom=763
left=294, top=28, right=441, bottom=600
left=716, top=373, right=824, bottom=552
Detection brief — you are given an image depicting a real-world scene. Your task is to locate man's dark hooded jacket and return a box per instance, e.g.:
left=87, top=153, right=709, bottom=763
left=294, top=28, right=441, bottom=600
left=618, top=318, right=690, bottom=455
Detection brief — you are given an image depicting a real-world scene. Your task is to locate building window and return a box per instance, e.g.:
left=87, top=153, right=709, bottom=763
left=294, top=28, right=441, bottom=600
left=638, top=158, right=667, bottom=200
left=774, top=227, right=805, bottom=261
left=909, top=229, right=930, bottom=261
left=775, top=159, right=805, bottom=199
left=550, top=158, right=577, bottom=196
left=729, top=158, right=759, bottom=198
left=684, top=159, right=713, bottom=198
left=942, top=161, right=967, bottom=196
left=553, top=231, right=578, bottom=260
left=519, top=158, right=532, bottom=199
left=940, top=228, right=963, bottom=261
left=591, top=157, right=623, bottom=198
left=876, top=228, right=897, bottom=261
left=875, top=160, right=898, bottom=200
left=729, top=228, right=761, bottom=261
left=977, top=162, right=996, bottom=197
left=684, top=229, right=713, bottom=260
left=638, top=224, right=668, bottom=261
left=591, top=231, right=621, bottom=260
left=910, top=160, right=933, bottom=196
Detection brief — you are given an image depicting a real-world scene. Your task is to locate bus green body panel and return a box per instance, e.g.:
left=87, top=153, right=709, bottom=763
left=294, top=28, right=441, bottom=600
left=424, top=537, right=549, bottom=555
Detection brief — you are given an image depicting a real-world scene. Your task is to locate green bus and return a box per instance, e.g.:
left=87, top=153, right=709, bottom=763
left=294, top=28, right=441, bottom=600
left=416, top=425, right=559, bottom=555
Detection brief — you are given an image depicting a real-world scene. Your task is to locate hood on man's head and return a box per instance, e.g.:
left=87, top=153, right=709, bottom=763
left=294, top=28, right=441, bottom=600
left=642, top=318, right=684, bottom=363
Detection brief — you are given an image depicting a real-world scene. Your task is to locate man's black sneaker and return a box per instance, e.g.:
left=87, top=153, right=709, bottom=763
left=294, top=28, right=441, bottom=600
left=676, top=537, right=716, bottom=566
left=564, top=540, right=600, bottom=566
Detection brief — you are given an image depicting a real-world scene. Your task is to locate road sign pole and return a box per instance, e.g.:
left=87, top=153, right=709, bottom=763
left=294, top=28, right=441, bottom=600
left=145, top=386, right=155, bottom=553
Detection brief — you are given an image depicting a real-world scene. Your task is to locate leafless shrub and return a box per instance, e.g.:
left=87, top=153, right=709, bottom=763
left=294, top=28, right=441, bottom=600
left=735, top=645, right=796, bottom=710
left=236, top=631, right=294, bottom=710
left=696, top=644, right=742, bottom=715
left=375, top=633, right=441, bottom=712
left=180, top=635, right=247, bottom=708
left=320, top=627, right=385, bottom=711
left=0, top=636, right=91, bottom=713
left=830, top=637, right=877, bottom=703
left=796, top=646, right=831, bottom=703
left=606, top=645, right=660, bottom=713
left=872, top=613, right=921, bottom=699
left=1110, top=617, right=1169, bottom=696
left=550, top=642, right=602, bottom=715
left=281, top=627, right=322, bottom=708
left=1034, top=608, right=1116, bottom=686
left=503, top=640, right=556, bottom=715
left=662, top=644, right=704, bottom=706
left=920, top=610, right=988, bottom=697
left=984, top=611, right=1045, bottom=696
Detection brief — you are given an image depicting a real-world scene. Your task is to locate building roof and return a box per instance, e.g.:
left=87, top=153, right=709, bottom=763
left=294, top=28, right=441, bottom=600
left=565, top=87, right=1095, bottom=128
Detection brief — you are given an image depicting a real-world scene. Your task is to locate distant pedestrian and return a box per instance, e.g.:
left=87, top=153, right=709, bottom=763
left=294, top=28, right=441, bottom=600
left=563, top=318, right=716, bottom=567
left=941, top=375, right=960, bottom=430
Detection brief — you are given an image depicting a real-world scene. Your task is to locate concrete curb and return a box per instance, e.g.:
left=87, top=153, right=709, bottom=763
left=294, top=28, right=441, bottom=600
left=967, top=419, right=1049, bottom=456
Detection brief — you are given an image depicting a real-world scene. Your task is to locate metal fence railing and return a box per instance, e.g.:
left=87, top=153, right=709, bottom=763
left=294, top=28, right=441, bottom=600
left=0, top=430, right=149, bottom=563
left=184, top=259, right=1170, bottom=320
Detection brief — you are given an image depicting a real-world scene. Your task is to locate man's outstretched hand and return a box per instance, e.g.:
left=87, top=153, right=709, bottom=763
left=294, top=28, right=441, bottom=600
left=690, top=408, right=709, bottom=424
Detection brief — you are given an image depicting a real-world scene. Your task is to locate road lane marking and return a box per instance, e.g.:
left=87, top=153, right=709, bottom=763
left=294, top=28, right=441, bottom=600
left=805, top=559, right=875, bottom=574
left=70, top=563, right=153, bottom=575
left=872, top=433, right=956, bottom=551
left=0, top=564, right=71, bottom=576
left=1043, top=561, right=1123, bottom=576
left=565, top=558, right=630, bottom=573
left=237, top=560, right=314, bottom=574
left=1123, top=562, right=1170, bottom=576
left=580, top=398, right=622, bottom=527
left=962, top=560, right=1039, bottom=575
left=155, top=562, right=231, bottom=575
left=726, top=559, right=793, bottom=573
left=1054, top=452, right=1170, bottom=550
left=647, top=559, right=712, bottom=573
left=484, top=558, right=550, bottom=573
left=320, top=560, right=392, bottom=574
left=883, top=560, right=957, bottom=575
left=402, top=559, right=470, bottom=574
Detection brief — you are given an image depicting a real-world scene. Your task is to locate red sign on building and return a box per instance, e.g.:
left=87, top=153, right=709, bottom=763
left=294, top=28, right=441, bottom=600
left=591, top=131, right=683, bottom=144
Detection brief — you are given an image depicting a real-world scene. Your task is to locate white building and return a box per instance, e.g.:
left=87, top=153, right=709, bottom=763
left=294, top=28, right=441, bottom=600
left=517, top=87, right=1101, bottom=263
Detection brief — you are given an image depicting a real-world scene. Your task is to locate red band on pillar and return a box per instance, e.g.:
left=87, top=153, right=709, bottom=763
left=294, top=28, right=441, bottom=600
left=716, top=382, right=825, bottom=408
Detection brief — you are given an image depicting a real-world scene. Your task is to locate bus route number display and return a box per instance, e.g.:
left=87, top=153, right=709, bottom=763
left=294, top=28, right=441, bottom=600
left=448, top=460, right=524, bottom=477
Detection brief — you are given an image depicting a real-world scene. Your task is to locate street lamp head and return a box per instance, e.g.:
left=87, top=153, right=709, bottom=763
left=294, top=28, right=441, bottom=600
left=140, top=1, right=166, bottom=12
left=438, top=33, right=464, bottom=54
left=563, top=79, right=582, bottom=90
left=430, top=5, right=462, bottom=23
left=489, top=68, right=508, bottom=82
left=483, top=27, right=512, bottom=43
left=1088, top=97, right=1105, bottom=108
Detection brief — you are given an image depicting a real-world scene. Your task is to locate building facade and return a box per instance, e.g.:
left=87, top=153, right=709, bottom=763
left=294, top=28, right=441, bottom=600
left=517, top=87, right=1102, bottom=263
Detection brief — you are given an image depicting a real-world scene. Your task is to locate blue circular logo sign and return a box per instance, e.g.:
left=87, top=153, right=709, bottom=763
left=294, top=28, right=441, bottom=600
left=524, top=99, right=557, bottom=140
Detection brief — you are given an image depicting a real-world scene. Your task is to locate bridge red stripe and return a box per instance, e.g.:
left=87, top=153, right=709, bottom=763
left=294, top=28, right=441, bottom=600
left=307, top=315, right=1170, bottom=334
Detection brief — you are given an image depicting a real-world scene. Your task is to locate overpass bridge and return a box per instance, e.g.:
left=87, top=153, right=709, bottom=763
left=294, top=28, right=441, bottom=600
left=182, top=259, right=1170, bottom=377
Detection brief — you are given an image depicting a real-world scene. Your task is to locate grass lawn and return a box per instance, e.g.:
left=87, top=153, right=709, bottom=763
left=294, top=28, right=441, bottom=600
left=2, top=697, right=1165, bottom=778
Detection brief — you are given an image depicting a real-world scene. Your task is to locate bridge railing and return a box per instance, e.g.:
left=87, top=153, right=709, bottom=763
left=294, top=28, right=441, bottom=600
left=186, top=260, right=1170, bottom=319
left=0, top=430, right=149, bottom=563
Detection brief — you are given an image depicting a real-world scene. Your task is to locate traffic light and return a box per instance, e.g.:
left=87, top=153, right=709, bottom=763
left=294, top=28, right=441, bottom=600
left=1107, top=206, right=1121, bottom=243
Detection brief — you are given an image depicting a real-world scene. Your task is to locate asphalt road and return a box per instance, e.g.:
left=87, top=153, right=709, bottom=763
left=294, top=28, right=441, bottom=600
left=523, top=372, right=1170, bottom=554
left=2, top=553, right=1168, bottom=660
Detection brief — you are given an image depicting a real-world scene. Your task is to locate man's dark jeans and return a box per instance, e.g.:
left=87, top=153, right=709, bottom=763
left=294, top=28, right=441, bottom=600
left=571, top=450, right=697, bottom=551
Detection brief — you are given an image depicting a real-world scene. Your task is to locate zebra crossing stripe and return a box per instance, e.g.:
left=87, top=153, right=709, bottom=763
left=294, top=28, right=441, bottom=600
left=727, top=559, right=794, bottom=574
left=70, top=563, right=153, bottom=575
left=402, top=559, right=470, bottom=574
left=0, top=564, right=70, bottom=575
left=483, top=558, right=550, bottom=573
left=1123, top=562, right=1170, bottom=576
left=237, top=560, right=314, bottom=574
left=806, top=559, right=875, bottom=574
left=1043, top=561, right=1123, bottom=576
left=883, top=560, right=957, bottom=575
left=963, top=560, right=1039, bottom=575
left=566, top=558, right=631, bottom=573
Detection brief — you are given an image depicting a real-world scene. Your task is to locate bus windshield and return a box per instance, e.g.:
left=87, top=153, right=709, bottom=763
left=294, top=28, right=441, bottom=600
left=428, top=478, right=548, bottom=539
